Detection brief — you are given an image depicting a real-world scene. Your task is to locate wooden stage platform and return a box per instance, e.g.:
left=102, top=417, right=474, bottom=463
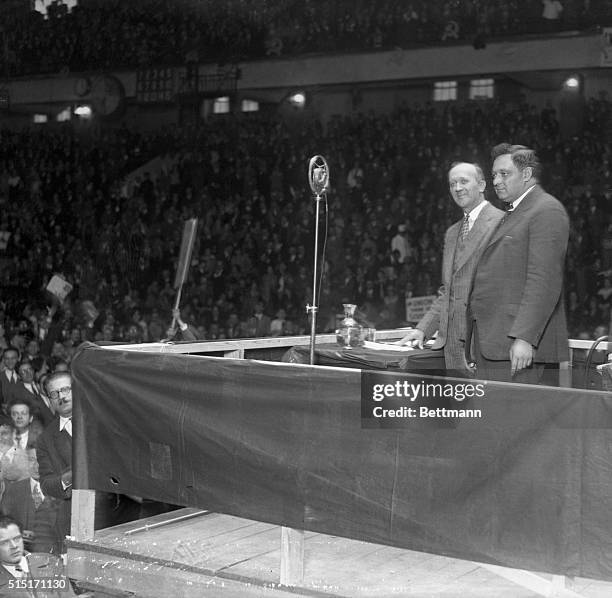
left=67, top=508, right=612, bottom=598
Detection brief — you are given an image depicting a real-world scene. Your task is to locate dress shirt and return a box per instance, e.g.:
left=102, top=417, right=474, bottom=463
left=506, top=184, right=535, bottom=211
left=465, top=200, right=488, bottom=232
left=13, top=430, right=29, bottom=450
left=59, top=416, right=72, bottom=437
left=2, top=555, right=29, bottom=577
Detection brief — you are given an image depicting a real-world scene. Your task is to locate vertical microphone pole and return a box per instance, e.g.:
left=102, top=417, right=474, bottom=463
left=307, top=156, right=329, bottom=366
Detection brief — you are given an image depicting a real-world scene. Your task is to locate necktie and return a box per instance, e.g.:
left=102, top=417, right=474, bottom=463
left=460, top=213, right=470, bottom=241
left=11, top=372, right=16, bottom=384
left=15, top=432, right=22, bottom=449
left=14, top=564, right=34, bottom=598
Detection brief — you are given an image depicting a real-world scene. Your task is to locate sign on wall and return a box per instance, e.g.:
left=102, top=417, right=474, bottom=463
left=405, top=295, right=436, bottom=323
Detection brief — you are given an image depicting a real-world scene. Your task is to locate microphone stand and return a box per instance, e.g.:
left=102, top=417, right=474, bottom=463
left=306, top=156, right=329, bottom=366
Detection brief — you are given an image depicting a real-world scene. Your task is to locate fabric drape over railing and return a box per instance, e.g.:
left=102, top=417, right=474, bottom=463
left=72, top=343, right=612, bottom=581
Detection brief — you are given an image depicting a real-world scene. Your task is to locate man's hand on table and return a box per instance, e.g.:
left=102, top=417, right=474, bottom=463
left=395, top=329, right=425, bottom=349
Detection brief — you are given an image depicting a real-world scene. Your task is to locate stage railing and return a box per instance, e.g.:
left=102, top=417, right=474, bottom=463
left=70, top=332, right=611, bottom=597
left=100, top=332, right=611, bottom=389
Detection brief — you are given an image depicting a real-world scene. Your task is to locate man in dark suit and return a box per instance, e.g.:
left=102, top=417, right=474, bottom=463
left=9, top=362, right=54, bottom=427
left=468, top=144, right=569, bottom=384
left=37, top=372, right=140, bottom=554
left=0, top=348, right=20, bottom=417
left=36, top=371, right=73, bottom=554
left=0, top=514, right=76, bottom=598
left=397, top=162, right=504, bottom=376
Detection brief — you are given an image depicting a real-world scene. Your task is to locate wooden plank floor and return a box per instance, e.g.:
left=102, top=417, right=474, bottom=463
left=67, top=509, right=612, bottom=598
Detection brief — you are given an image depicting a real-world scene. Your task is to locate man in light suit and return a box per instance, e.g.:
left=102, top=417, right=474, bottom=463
left=468, top=144, right=569, bottom=384
left=0, top=449, right=43, bottom=551
left=397, top=162, right=504, bottom=375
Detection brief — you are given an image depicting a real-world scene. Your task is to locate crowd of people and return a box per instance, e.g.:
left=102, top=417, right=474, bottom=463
left=0, top=0, right=609, bottom=76
left=0, top=93, right=610, bottom=363
left=0, top=1, right=609, bottom=583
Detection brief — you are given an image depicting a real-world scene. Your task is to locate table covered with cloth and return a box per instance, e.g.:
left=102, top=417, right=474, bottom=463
left=281, top=343, right=448, bottom=373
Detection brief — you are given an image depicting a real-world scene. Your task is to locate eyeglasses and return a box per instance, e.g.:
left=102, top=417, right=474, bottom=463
left=49, top=386, right=72, bottom=400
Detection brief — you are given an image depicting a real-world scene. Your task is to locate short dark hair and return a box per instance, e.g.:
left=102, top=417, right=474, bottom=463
left=7, top=397, right=32, bottom=414
left=2, top=347, right=19, bottom=359
left=491, top=143, right=541, bottom=181
left=0, top=515, right=22, bottom=533
left=44, top=371, right=72, bottom=395
left=17, top=360, right=33, bottom=373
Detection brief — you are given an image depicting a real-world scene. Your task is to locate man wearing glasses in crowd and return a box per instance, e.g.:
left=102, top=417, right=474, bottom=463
left=37, top=371, right=142, bottom=555
left=36, top=372, right=73, bottom=555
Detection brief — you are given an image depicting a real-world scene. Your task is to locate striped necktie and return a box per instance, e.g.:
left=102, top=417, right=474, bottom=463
left=460, top=213, right=470, bottom=241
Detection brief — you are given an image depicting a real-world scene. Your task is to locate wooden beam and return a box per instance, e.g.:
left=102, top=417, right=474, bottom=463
left=559, top=360, right=571, bottom=388
left=279, top=527, right=304, bottom=586
left=480, top=564, right=584, bottom=598
left=71, top=489, right=96, bottom=542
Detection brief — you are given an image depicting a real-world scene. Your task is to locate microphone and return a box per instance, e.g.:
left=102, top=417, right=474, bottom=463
left=308, top=155, right=330, bottom=196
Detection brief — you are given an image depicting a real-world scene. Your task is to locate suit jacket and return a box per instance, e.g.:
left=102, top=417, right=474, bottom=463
left=7, top=384, right=55, bottom=428
left=0, top=478, right=36, bottom=534
left=0, top=371, right=18, bottom=412
left=0, top=552, right=77, bottom=597
left=469, top=185, right=569, bottom=362
left=418, top=202, right=504, bottom=370
left=36, top=419, right=71, bottom=548
left=36, top=419, right=140, bottom=548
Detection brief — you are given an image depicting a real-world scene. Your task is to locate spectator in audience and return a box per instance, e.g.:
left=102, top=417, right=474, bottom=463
left=6, top=398, right=40, bottom=452
left=37, top=371, right=139, bottom=554
left=165, top=308, right=197, bottom=341
left=390, top=224, right=411, bottom=264
left=0, top=515, right=30, bottom=586
left=270, top=309, right=287, bottom=337
left=0, top=448, right=43, bottom=552
left=10, top=362, right=54, bottom=428
left=542, top=0, right=564, bottom=30
left=36, top=372, right=73, bottom=553
left=247, top=301, right=271, bottom=337
left=0, top=350, right=20, bottom=417
left=0, top=513, right=76, bottom=596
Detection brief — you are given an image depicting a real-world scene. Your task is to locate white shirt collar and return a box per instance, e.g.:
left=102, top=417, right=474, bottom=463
left=508, top=184, right=535, bottom=211
left=465, top=200, right=488, bottom=228
left=2, top=555, right=29, bottom=576
left=59, top=416, right=72, bottom=434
